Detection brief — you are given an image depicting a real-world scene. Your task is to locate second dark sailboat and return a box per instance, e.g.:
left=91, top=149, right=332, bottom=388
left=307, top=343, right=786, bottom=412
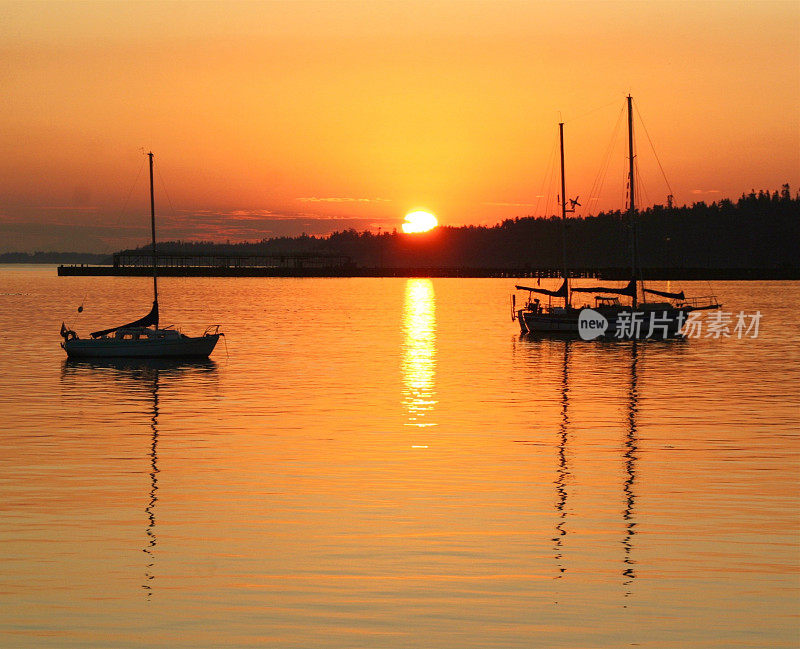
left=513, top=96, right=719, bottom=338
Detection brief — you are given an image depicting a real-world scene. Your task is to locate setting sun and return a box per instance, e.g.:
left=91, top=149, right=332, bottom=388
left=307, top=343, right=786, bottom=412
left=402, top=210, right=438, bottom=234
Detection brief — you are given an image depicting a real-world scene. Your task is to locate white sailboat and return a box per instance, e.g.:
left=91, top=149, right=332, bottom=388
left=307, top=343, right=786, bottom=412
left=513, top=96, right=720, bottom=338
left=61, top=152, right=223, bottom=358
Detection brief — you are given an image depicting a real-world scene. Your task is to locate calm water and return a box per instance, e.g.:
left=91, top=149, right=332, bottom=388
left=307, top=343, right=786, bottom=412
left=1, top=266, right=798, bottom=648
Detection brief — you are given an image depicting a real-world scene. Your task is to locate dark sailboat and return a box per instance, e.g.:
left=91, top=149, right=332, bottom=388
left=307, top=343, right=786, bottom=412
left=61, top=152, right=223, bottom=358
left=513, top=96, right=720, bottom=338
left=511, top=118, right=581, bottom=334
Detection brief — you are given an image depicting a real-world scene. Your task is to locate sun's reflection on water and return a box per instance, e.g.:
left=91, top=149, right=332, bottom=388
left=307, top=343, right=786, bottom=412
left=402, top=279, right=437, bottom=429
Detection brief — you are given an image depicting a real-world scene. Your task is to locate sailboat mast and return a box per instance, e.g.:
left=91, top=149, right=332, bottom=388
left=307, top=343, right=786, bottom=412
left=627, top=96, right=635, bottom=215
left=626, top=95, right=638, bottom=308
left=148, top=152, right=158, bottom=309
left=559, top=122, right=570, bottom=307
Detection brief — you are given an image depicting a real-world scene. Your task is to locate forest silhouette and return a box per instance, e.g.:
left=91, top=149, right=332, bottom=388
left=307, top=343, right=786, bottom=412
left=7, top=186, right=797, bottom=273
left=117, top=186, right=799, bottom=271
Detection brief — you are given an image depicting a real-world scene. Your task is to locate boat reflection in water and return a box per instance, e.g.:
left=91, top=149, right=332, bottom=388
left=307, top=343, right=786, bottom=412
left=60, top=358, right=217, bottom=599
left=622, top=342, right=639, bottom=596
left=516, top=338, right=642, bottom=591
left=553, top=340, right=571, bottom=579
left=401, top=279, right=438, bottom=429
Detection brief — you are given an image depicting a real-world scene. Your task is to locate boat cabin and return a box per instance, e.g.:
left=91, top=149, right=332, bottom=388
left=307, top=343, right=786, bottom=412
left=595, top=296, right=622, bottom=308
left=108, top=327, right=185, bottom=341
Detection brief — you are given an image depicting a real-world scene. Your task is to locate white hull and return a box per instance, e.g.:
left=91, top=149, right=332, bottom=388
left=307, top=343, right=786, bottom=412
left=63, top=333, right=220, bottom=359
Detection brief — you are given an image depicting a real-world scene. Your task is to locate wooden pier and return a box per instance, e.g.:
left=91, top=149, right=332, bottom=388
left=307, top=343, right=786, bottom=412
left=56, top=263, right=582, bottom=278
left=56, top=255, right=800, bottom=280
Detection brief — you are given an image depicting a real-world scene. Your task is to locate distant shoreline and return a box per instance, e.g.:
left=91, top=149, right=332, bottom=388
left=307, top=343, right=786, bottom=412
left=1, top=254, right=111, bottom=265
left=55, top=265, right=800, bottom=281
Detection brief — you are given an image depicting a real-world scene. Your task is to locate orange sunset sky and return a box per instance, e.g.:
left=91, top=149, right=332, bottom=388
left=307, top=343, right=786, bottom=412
left=2, top=0, right=798, bottom=252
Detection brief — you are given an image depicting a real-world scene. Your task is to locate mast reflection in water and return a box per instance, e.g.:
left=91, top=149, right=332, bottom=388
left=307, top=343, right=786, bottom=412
left=60, top=358, right=217, bottom=600
left=553, top=341, right=571, bottom=579
left=622, top=342, right=639, bottom=595
left=515, top=338, right=642, bottom=590
left=401, top=279, right=438, bottom=429
left=143, top=367, right=159, bottom=600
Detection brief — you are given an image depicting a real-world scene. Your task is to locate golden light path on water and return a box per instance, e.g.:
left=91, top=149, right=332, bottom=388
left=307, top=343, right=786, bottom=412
left=401, top=279, right=437, bottom=429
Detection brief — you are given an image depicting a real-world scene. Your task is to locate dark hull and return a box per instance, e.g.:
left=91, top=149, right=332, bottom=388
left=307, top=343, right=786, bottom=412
left=518, top=307, right=689, bottom=339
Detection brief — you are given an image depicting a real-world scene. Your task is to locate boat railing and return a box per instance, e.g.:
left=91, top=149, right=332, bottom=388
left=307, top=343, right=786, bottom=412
left=681, top=295, right=720, bottom=309
left=204, top=324, right=223, bottom=336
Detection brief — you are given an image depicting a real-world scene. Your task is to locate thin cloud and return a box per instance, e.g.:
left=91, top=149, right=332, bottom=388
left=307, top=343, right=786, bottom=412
left=178, top=208, right=275, bottom=218
left=42, top=206, right=100, bottom=211
left=296, top=197, right=392, bottom=203
left=484, top=201, right=540, bottom=207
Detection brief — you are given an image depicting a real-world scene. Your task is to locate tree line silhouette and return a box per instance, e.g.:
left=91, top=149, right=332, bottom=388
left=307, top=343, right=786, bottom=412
left=119, top=186, right=798, bottom=270
left=8, top=186, right=796, bottom=270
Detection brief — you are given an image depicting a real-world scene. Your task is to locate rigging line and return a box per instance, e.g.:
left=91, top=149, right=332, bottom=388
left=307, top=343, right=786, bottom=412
left=538, top=136, right=554, bottom=218
left=634, top=102, right=675, bottom=197
left=155, top=163, right=177, bottom=221
left=548, top=131, right=561, bottom=218
left=546, top=138, right=560, bottom=219
left=562, top=98, right=620, bottom=125
left=102, top=154, right=147, bottom=255
left=623, top=162, right=630, bottom=214
left=535, top=133, right=559, bottom=218
left=587, top=105, right=622, bottom=216
left=634, top=157, right=651, bottom=209
left=587, top=105, right=625, bottom=216
left=631, top=153, right=647, bottom=289
left=115, top=156, right=147, bottom=227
